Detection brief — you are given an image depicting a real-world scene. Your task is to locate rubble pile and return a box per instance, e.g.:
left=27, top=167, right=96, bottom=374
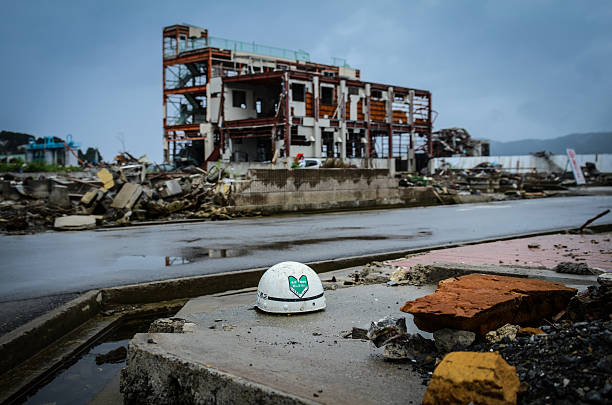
left=367, top=271, right=612, bottom=404
left=0, top=164, right=259, bottom=234
left=399, top=157, right=612, bottom=197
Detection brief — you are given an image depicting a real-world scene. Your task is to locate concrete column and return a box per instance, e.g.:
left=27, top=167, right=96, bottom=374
left=387, top=86, right=394, bottom=158
left=365, top=83, right=371, bottom=159
left=339, top=80, right=347, bottom=159
left=283, top=72, right=291, bottom=157
left=313, top=76, right=321, bottom=158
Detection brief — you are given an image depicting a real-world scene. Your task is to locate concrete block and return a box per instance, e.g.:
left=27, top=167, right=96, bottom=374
left=162, top=180, right=182, bottom=198
left=23, top=178, right=50, bottom=199
left=81, top=189, right=104, bottom=206
left=433, top=328, right=476, bottom=352
left=97, top=168, right=115, bottom=189
left=423, top=351, right=520, bottom=405
left=54, top=215, right=97, bottom=230
left=401, top=273, right=577, bottom=335
left=48, top=184, right=71, bottom=209
left=0, top=181, right=22, bottom=200
left=111, top=183, right=142, bottom=210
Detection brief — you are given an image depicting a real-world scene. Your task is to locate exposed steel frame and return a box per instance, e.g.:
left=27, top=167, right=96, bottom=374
left=162, top=25, right=433, bottom=163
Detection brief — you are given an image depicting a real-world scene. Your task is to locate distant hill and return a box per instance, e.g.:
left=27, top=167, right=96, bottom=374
left=488, top=132, right=612, bottom=156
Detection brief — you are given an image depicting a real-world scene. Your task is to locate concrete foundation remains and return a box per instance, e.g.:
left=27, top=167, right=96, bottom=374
left=120, top=284, right=435, bottom=404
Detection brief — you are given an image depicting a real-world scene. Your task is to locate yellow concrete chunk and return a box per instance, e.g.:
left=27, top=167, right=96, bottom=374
left=423, top=351, right=520, bottom=405
left=97, top=168, right=114, bottom=189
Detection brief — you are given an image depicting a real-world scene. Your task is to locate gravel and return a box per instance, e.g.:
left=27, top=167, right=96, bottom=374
left=405, top=319, right=611, bottom=404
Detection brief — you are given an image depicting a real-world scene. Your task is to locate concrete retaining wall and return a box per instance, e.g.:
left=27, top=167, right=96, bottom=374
left=233, top=168, right=410, bottom=212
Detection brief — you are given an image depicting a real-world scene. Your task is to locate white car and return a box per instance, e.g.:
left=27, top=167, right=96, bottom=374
left=299, top=158, right=323, bottom=168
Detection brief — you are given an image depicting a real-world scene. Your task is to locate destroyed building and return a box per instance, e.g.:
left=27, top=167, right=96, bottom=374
left=25, top=135, right=80, bottom=167
left=162, top=25, right=433, bottom=169
left=431, top=127, right=490, bottom=157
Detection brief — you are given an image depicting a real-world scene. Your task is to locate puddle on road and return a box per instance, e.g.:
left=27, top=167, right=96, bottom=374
left=114, top=255, right=192, bottom=268
left=115, top=231, right=433, bottom=269
left=21, top=316, right=166, bottom=405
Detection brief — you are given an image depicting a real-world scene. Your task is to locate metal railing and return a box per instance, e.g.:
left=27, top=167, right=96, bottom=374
left=171, top=36, right=311, bottom=62
left=165, top=35, right=352, bottom=68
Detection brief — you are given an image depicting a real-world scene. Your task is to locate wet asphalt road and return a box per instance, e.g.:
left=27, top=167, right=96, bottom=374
left=1, top=195, right=611, bottom=302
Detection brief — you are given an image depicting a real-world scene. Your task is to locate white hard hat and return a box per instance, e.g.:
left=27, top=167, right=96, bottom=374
left=256, top=261, right=326, bottom=314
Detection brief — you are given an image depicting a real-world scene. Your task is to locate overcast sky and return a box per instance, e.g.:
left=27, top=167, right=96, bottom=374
left=1, top=0, right=610, bottom=162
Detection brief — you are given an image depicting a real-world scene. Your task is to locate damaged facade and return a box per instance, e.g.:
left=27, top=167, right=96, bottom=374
left=25, top=135, right=80, bottom=167
left=432, top=127, right=490, bottom=157
left=162, top=25, right=433, bottom=168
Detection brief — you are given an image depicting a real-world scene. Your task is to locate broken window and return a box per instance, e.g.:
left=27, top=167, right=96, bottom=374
left=232, top=90, right=247, bottom=109
left=346, top=130, right=364, bottom=158
left=290, top=126, right=308, bottom=145
left=371, top=89, right=383, bottom=99
left=321, top=131, right=338, bottom=157
left=292, top=83, right=305, bottom=102
left=321, top=86, right=334, bottom=106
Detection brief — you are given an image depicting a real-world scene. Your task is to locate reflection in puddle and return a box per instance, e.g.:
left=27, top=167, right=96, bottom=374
left=114, top=231, right=433, bottom=269
left=114, top=255, right=193, bottom=269
left=114, top=250, right=249, bottom=269
left=164, top=256, right=191, bottom=266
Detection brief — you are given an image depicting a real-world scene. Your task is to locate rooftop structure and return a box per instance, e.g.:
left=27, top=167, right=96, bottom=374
left=162, top=25, right=433, bottom=167
left=25, top=135, right=80, bottom=166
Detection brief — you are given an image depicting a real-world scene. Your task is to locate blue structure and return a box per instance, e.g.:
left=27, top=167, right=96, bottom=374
left=26, top=134, right=81, bottom=166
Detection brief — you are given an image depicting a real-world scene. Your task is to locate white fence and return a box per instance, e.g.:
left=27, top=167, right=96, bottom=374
left=429, top=154, right=612, bottom=174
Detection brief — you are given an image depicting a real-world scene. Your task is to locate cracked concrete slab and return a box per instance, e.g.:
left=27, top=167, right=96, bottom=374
left=121, top=284, right=436, bottom=404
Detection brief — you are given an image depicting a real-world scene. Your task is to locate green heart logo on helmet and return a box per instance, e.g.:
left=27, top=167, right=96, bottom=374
left=288, top=275, right=309, bottom=298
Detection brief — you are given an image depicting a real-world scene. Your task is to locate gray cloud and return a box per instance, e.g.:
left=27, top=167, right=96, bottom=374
left=0, top=0, right=610, bottom=162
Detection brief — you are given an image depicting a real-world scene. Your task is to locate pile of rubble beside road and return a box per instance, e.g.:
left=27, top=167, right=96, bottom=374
left=358, top=269, right=612, bottom=405
left=399, top=159, right=612, bottom=197
left=0, top=163, right=260, bottom=234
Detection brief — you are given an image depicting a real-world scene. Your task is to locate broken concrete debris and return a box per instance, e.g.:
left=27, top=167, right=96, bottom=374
left=148, top=318, right=196, bottom=334
left=54, top=215, right=97, bottom=230
left=366, top=316, right=407, bottom=348
left=360, top=263, right=610, bottom=403
left=48, top=184, right=71, bottom=209
left=110, top=183, right=143, bottom=210
left=160, top=179, right=182, bottom=198
left=97, top=168, right=115, bottom=189
left=566, top=282, right=611, bottom=322
left=0, top=164, right=260, bottom=234
left=382, top=333, right=435, bottom=361
left=423, top=351, right=520, bottom=405
left=411, top=157, right=612, bottom=198
left=433, top=328, right=476, bottom=353
left=555, top=261, right=602, bottom=275
left=400, top=273, right=577, bottom=335
left=484, top=323, right=520, bottom=344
